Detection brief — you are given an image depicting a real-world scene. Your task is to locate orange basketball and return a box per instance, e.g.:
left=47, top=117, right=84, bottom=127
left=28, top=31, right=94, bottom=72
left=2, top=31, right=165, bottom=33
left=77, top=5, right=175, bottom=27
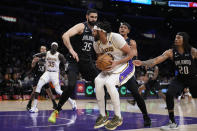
left=96, top=54, right=113, bottom=71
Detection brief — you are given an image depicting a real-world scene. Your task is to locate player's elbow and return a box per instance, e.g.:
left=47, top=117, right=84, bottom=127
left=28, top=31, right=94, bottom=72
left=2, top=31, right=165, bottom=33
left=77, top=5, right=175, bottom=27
left=62, top=32, right=69, bottom=40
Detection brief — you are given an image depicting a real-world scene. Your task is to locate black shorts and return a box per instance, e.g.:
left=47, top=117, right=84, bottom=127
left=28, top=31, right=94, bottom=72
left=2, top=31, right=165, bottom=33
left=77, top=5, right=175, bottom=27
left=68, top=60, right=99, bottom=82
left=168, top=76, right=197, bottom=98
left=33, top=76, right=49, bottom=89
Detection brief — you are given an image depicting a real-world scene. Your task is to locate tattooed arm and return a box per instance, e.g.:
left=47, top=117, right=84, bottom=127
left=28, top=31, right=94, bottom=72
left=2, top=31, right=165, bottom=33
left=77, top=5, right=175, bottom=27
left=133, top=49, right=173, bottom=67
left=191, top=47, right=197, bottom=59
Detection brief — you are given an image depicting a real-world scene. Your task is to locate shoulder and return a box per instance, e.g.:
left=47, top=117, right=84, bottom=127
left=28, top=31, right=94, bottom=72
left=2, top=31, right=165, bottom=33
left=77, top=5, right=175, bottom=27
left=66, top=23, right=85, bottom=34
left=111, top=33, right=126, bottom=48
left=111, top=32, right=125, bottom=42
left=111, top=32, right=122, bottom=38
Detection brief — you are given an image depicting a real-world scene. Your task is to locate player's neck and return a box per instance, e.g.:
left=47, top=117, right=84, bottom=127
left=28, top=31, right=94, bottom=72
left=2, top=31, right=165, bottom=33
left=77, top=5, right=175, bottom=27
left=87, top=23, right=94, bottom=29
left=176, top=46, right=184, bottom=54
left=124, top=35, right=128, bottom=40
left=50, top=50, right=56, bottom=55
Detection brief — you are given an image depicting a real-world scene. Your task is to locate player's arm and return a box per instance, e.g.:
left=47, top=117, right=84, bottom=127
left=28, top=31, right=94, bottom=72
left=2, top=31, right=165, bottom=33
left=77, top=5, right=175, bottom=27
left=59, top=54, right=67, bottom=65
left=191, top=47, right=197, bottom=59
left=62, top=23, right=85, bottom=62
left=59, top=53, right=67, bottom=74
left=133, top=49, right=173, bottom=67
left=152, top=66, right=159, bottom=80
left=110, top=34, right=135, bottom=68
left=33, top=52, right=46, bottom=58
left=129, top=39, right=138, bottom=57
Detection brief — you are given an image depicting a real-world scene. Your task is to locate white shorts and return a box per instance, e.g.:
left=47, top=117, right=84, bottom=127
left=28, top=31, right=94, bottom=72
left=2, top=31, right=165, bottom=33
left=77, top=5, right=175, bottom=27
left=36, top=71, right=60, bottom=93
left=101, top=59, right=135, bottom=86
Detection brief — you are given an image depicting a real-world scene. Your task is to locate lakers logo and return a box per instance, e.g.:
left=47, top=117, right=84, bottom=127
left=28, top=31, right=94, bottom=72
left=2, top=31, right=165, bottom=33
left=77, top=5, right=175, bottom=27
left=121, top=76, right=124, bottom=79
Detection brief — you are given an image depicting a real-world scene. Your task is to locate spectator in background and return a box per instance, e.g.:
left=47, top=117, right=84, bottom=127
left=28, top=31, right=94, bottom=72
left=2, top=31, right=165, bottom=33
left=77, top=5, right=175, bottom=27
left=1, top=73, right=14, bottom=99
left=12, top=73, right=22, bottom=99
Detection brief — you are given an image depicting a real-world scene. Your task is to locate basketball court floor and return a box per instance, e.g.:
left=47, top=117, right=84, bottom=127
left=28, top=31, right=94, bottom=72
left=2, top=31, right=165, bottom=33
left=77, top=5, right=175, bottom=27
left=0, top=98, right=197, bottom=131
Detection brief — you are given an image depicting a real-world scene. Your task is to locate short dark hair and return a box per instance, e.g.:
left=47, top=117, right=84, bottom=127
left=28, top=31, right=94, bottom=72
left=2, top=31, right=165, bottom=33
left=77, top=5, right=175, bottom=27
left=96, top=21, right=112, bottom=33
left=121, top=22, right=131, bottom=30
left=86, top=9, right=98, bottom=15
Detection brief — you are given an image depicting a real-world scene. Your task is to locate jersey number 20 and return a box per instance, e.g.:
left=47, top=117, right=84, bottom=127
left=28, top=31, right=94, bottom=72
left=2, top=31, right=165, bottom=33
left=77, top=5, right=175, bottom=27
left=178, top=66, right=189, bottom=74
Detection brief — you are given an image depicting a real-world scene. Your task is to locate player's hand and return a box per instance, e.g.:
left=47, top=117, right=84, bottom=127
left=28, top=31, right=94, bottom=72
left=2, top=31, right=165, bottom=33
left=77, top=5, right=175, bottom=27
left=33, top=57, right=39, bottom=63
left=69, top=49, right=79, bottom=62
left=104, top=60, right=118, bottom=71
left=133, top=60, right=142, bottom=66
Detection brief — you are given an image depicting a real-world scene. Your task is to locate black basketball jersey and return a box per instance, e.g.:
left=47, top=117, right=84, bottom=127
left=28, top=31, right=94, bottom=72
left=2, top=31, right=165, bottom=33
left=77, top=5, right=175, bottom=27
left=173, top=48, right=197, bottom=78
left=33, top=57, right=46, bottom=78
left=125, top=38, right=131, bottom=45
left=68, top=22, right=95, bottom=62
left=146, top=67, right=155, bottom=78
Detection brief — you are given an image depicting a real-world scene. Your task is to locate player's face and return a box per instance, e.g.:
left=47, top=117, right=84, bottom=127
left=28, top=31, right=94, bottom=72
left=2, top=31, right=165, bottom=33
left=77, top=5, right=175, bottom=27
left=92, top=29, right=100, bottom=41
left=174, top=35, right=183, bottom=46
left=86, top=13, right=98, bottom=26
left=119, top=25, right=130, bottom=36
left=40, top=46, right=47, bottom=53
left=51, top=45, right=58, bottom=52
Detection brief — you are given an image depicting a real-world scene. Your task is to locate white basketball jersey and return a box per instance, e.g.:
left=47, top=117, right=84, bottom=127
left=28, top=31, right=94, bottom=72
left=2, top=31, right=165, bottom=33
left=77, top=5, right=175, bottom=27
left=46, top=51, right=60, bottom=72
left=94, top=32, right=129, bottom=73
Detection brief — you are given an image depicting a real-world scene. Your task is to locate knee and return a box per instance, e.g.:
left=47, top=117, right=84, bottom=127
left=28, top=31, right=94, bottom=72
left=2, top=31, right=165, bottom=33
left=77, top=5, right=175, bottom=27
left=94, top=76, right=103, bottom=87
left=37, top=78, right=45, bottom=87
left=94, top=77, right=103, bottom=84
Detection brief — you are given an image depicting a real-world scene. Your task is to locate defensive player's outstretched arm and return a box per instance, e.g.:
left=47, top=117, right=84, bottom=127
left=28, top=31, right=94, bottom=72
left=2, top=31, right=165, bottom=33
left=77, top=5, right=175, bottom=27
left=191, top=47, right=197, bottom=59
left=62, top=23, right=85, bottom=62
left=33, top=52, right=46, bottom=58
left=133, top=49, right=173, bottom=67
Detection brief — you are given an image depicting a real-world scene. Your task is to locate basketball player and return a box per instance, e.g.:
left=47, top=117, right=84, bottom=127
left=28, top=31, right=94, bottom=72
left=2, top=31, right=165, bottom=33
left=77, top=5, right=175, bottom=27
left=133, top=32, right=197, bottom=130
left=128, top=65, right=166, bottom=105
left=30, top=42, right=76, bottom=113
left=26, top=46, right=57, bottom=111
left=48, top=9, right=108, bottom=124
left=91, top=21, right=138, bottom=130
left=119, top=22, right=151, bottom=127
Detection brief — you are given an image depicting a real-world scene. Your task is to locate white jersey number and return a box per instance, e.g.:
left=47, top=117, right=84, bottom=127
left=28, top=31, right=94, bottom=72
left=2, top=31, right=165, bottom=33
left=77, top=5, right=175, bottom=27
left=48, top=61, right=55, bottom=67
left=82, top=42, right=92, bottom=51
left=178, top=66, right=189, bottom=75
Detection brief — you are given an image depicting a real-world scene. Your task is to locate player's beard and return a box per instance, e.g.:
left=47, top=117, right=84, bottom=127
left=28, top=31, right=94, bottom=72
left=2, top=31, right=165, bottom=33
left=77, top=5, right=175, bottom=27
left=94, top=33, right=100, bottom=41
left=88, top=20, right=96, bottom=26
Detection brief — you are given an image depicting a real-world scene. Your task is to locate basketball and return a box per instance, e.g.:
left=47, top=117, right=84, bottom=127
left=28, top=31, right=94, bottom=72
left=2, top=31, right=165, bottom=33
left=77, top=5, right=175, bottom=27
left=96, top=54, right=113, bottom=71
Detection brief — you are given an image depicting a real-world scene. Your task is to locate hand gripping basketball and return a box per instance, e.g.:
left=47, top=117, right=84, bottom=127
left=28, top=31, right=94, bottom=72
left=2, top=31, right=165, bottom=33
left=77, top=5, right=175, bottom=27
left=96, top=53, right=114, bottom=71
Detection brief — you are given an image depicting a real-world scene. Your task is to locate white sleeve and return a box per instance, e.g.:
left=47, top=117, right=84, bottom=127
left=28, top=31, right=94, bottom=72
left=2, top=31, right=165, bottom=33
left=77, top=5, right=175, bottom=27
left=111, top=33, right=127, bottom=49
left=93, top=42, right=102, bottom=54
